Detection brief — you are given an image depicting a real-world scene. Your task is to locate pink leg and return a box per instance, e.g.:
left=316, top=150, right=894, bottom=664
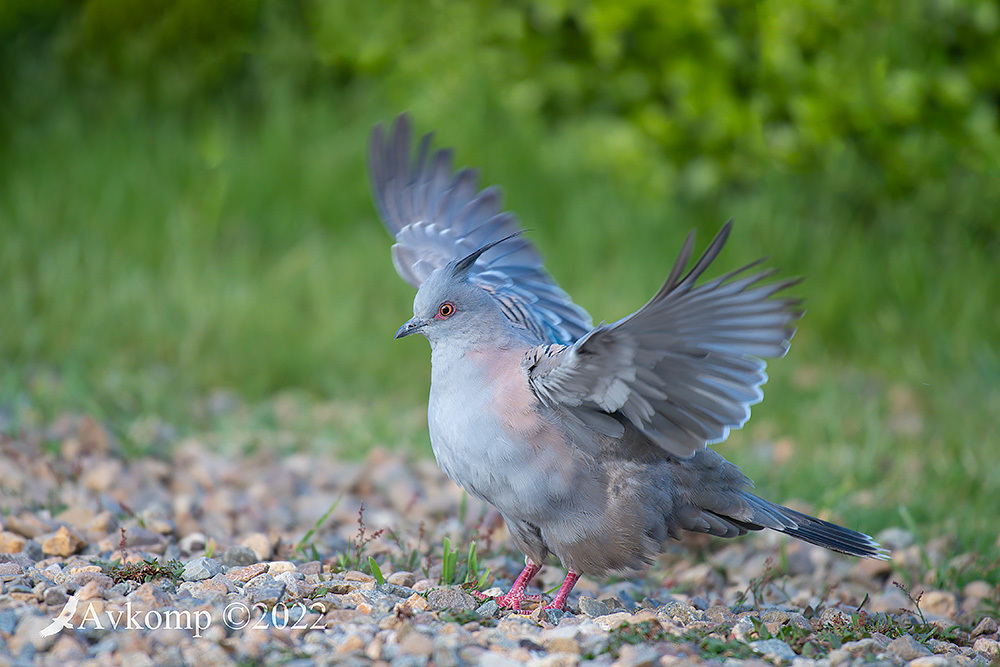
left=475, top=559, right=544, bottom=611
left=542, top=570, right=580, bottom=610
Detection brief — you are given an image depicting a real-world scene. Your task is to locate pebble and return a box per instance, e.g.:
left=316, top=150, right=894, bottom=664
left=387, top=571, right=416, bottom=587
left=973, top=638, right=999, bottom=660
left=182, top=556, right=225, bottom=581
left=887, top=634, right=933, bottom=660
left=972, top=616, right=998, bottom=637
left=579, top=596, right=611, bottom=618
left=920, top=590, right=958, bottom=619
left=41, top=526, right=86, bottom=556
left=0, top=418, right=978, bottom=667
left=0, top=531, right=27, bottom=553
left=426, top=587, right=477, bottom=611
left=750, top=638, right=797, bottom=662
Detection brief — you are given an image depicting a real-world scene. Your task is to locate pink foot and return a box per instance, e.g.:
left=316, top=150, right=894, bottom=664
left=479, top=559, right=543, bottom=612
left=541, top=570, right=580, bottom=611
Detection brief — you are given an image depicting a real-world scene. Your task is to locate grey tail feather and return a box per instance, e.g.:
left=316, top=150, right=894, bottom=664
left=771, top=505, right=889, bottom=560
left=729, top=498, right=889, bottom=560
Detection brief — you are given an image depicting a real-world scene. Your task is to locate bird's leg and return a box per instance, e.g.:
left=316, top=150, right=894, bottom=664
left=541, top=569, right=580, bottom=611
left=482, top=559, right=544, bottom=611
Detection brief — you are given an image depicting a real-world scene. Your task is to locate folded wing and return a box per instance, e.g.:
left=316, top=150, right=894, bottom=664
left=369, top=114, right=592, bottom=345
left=525, top=222, right=802, bottom=458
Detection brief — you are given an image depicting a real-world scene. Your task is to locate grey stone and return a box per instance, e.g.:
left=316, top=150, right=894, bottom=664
left=840, top=637, right=882, bottom=657
left=539, top=607, right=568, bottom=624
left=886, top=634, right=932, bottom=660
left=247, top=575, right=286, bottom=607
left=182, top=556, right=225, bottom=581
left=43, top=585, right=69, bottom=606
left=0, top=609, right=17, bottom=635
left=656, top=600, right=701, bottom=624
left=221, top=545, right=258, bottom=567
left=378, top=583, right=417, bottom=598
left=578, top=596, right=610, bottom=618
left=425, top=587, right=477, bottom=611
left=476, top=599, right=500, bottom=618
left=614, top=643, right=660, bottom=667
left=750, top=638, right=797, bottom=663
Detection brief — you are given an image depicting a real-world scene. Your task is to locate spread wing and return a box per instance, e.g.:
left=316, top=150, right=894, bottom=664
left=369, top=113, right=592, bottom=345
left=525, top=221, right=802, bottom=458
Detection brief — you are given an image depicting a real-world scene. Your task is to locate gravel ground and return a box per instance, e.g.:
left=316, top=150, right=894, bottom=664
left=1, top=414, right=998, bottom=666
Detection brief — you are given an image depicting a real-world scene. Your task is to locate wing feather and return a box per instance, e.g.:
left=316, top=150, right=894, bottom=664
left=525, top=221, right=802, bottom=458
left=370, top=114, right=592, bottom=344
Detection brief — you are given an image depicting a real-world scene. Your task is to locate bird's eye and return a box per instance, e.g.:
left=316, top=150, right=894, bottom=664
left=436, top=302, right=456, bottom=319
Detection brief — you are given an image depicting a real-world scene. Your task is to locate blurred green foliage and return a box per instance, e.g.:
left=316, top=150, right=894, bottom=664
left=5, top=0, right=1000, bottom=195
left=1, top=1, right=999, bottom=551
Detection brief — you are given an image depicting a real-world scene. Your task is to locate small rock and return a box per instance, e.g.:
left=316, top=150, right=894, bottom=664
left=963, top=580, right=994, bottom=601
left=297, top=561, right=322, bottom=575
left=426, top=587, right=477, bottom=611
left=655, top=600, right=701, bottom=624
left=974, top=638, right=999, bottom=660
left=5, top=512, right=56, bottom=538
left=840, top=638, right=882, bottom=657
left=343, top=570, right=375, bottom=583
left=41, top=526, right=86, bottom=557
left=178, top=533, right=207, bottom=554
left=387, top=571, right=416, bottom=587
left=886, top=634, right=933, bottom=660
left=594, top=612, right=634, bottom=631
left=0, top=561, right=24, bottom=576
left=378, top=583, right=416, bottom=598
left=907, top=657, right=953, bottom=667
left=0, top=531, right=26, bottom=553
left=247, top=575, right=286, bottom=607
left=818, top=607, right=851, bottom=627
left=227, top=562, right=268, bottom=583
left=750, top=638, right=797, bottom=663
left=240, top=532, right=273, bottom=560
left=267, top=560, right=296, bottom=575
left=338, top=633, right=367, bottom=654
left=972, top=616, right=998, bottom=637
left=476, top=599, right=500, bottom=617
left=579, top=596, right=611, bottom=618
left=704, top=605, right=736, bottom=624
left=0, top=609, right=17, bottom=635
left=399, top=632, right=434, bottom=656
left=731, top=615, right=757, bottom=641
left=405, top=593, right=430, bottom=612
left=221, top=545, right=258, bottom=567
left=182, top=556, right=225, bottom=581
left=128, top=582, right=172, bottom=608
left=921, top=590, right=958, bottom=619
left=613, top=643, right=659, bottom=667
left=44, top=585, right=70, bottom=606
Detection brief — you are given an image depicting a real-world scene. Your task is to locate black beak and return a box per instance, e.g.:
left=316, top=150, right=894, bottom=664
left=394, top=317, right=426, bottom=339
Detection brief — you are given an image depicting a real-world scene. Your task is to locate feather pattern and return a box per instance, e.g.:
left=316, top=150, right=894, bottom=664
left=369, top=114, right=592, bottom=345
left=525, top=221, right=804, bottom=458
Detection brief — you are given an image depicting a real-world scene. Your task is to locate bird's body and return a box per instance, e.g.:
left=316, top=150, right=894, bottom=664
left=369, top=114, right=886, bottom=610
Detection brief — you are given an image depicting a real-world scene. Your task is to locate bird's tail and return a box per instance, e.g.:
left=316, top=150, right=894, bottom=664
left=738, top=493, right=889, bottom=560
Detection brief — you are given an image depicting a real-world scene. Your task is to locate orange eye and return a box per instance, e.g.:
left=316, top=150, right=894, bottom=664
left=436, top=302, right=455, bottom=319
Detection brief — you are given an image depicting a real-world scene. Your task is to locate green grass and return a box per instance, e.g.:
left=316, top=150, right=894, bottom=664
left=2, top=85, right=999, bottom=557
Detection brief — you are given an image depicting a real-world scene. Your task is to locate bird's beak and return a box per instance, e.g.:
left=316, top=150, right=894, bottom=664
left=394, top=317, right=427, bottom=339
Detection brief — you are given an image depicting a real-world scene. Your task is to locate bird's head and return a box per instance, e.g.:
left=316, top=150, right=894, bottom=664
left=395, top=234, right=518, bottom=346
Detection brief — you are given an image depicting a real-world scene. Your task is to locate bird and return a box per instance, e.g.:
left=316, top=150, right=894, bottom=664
left=368, top=113, right=887, bottom=612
